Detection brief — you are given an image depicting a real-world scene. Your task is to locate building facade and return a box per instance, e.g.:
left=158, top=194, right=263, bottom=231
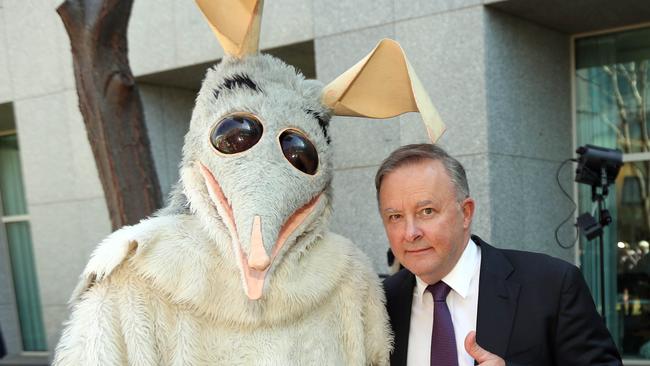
left=0, top=0, right=649, bottom=362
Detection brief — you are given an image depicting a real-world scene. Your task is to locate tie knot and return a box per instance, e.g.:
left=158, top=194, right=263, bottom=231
left=427, top=281, right=451, bottom=302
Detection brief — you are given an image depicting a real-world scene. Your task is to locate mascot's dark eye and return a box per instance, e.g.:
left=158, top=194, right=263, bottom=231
left=211, top=114, right=263, bottom=154
left=279, top=130, right=319, bottom=175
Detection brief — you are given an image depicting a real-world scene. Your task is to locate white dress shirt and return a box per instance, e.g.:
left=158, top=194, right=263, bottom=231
left=406, top=238, right=482, bottom=366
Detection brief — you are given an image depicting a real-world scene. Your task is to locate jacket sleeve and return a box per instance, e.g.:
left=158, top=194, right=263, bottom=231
left=52, top=281, right=127, bottom=366
left=553, top=265, right=622, bottom=366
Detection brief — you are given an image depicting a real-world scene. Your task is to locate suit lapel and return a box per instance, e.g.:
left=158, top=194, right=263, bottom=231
left=474, top=236, right=520, bottom=358
left=387, top=270, right=415, bottom=366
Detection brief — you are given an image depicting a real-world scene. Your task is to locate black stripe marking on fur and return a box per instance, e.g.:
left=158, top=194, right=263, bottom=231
left=220, top=74, right=260, bottom=93
left=306, top=109, right=331, bottom=144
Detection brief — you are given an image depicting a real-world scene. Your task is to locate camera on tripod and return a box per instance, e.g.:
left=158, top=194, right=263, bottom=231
left=574, top=144, right=622, bottom=239
left=573, top=144, right=622, bottom=319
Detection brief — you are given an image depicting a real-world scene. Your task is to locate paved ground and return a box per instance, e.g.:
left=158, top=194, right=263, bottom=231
left=0, top=355, right=49, bottom=366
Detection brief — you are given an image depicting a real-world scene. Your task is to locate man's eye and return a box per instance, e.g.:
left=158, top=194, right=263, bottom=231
left=388, top=214, right=402, bottom=222
left=421, top=208, right=434, bottom=215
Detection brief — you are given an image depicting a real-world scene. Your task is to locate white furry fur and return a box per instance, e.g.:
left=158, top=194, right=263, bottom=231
left=54, top=216, right=390, bottom=365
left=53, top=53, right=392, bottom=365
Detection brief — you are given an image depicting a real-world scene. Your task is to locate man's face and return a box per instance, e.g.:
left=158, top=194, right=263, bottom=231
left=378, top=159, right=474, bottom=284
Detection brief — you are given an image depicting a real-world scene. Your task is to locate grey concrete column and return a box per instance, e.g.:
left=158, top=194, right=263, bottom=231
left=483, top=8, right=574, bottom=261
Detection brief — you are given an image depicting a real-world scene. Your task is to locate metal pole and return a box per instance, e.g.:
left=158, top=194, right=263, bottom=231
left=597, top=196, right=607, bottom=323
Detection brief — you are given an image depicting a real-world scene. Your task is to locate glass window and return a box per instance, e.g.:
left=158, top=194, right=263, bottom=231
left=575, top=26, right=650, bottom=360
left=0, top=106, right=47, bottom=352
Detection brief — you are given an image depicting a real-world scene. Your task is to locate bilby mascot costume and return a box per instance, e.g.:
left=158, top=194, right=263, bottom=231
left=53, top=0, right=445, bottom=365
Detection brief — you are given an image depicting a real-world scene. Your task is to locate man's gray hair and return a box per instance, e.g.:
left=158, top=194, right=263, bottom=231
left=375, top=144, right=470, bottom=202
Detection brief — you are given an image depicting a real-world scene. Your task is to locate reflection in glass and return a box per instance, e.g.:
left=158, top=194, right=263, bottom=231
left=576, top=26, right=650, bottom=359
left=616, top=162, right=650, bottom=358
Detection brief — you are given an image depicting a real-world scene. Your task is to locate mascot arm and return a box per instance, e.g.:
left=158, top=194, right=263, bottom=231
left=363, top=271, right=393, bottom=366
left=53, top=217, right=170, bottom=365
left=52, top=279, right=127, bottom=366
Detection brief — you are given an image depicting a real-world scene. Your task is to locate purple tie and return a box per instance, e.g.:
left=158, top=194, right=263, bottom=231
left=427, top=282, right=458, bottom=366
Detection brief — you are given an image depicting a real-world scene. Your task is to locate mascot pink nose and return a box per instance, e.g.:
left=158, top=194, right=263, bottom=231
left=248, top=216, right=271, bottom=271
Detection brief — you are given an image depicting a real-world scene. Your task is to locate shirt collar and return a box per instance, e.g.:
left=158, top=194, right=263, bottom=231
left=414, top=237, right=480, bottom=301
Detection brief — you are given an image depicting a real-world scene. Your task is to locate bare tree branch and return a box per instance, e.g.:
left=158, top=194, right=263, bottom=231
left=576, top=71, right=617, bottom=105
left=604, top=65, right=631, bottom=152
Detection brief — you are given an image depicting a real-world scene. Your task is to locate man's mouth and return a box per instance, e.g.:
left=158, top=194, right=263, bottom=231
left=406, top=247, right=433, bottom=254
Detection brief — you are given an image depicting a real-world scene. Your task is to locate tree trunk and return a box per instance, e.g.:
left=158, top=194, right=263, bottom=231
left=57, top=0, right=162, bottom=230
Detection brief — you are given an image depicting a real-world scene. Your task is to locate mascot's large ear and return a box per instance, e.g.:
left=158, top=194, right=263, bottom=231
left=195, top=0, right=263, bottom=58
left=322, top=38, right=445, bottom=142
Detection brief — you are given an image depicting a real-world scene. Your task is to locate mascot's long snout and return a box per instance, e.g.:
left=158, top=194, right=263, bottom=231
left=198, top=162, right=322, bottom=300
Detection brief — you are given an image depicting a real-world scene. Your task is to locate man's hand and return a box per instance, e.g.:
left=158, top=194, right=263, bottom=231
left=464, top=331, right=505, bottom=366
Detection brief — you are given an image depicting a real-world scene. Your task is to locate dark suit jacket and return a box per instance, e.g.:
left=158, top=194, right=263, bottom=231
left=383, top=235, right=622, bottom=366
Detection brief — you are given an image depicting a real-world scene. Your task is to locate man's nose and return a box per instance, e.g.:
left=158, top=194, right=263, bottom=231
left=405, top=219, right=423, bottom=242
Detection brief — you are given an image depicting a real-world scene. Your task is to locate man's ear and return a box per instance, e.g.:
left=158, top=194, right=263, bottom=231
left=461, top=197, right=475, bottom=229
left=321, top=38, right=445, bottom=142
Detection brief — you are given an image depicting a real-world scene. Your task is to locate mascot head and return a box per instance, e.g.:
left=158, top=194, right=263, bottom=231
left=176, top=0, right=445, bottom=300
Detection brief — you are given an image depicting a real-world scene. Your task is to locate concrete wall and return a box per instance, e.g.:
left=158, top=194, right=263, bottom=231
left=317, top=3, right=494, bottom=273
left=484, top=8, right=574, bottom=261
left=127, top=0, right=314, bottom=76
left=0, top=1, right=12, bottom=104
left=1, top=0, right=112, bottom=353
left=0, top=0, right=583, bottom=356
left=14, top=88, right=113, bottom=353
left=139, top=85, right=196, bottom=200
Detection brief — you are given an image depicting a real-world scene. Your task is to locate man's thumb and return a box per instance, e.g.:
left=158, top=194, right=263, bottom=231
left=464, top=331, right=491, bottom=362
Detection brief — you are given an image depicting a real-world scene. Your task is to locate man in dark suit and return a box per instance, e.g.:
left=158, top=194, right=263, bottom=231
left=376, top=144, right=622, bottom=366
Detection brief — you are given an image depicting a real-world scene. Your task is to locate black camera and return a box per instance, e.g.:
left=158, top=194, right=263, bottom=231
left=575, top=144, right=623, bottom=188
